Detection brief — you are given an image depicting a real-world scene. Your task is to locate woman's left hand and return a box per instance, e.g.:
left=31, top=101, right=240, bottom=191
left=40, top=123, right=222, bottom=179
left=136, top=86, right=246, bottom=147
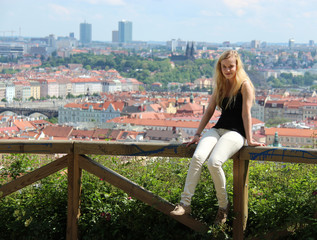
left=247, top=140, right=266, bottom=147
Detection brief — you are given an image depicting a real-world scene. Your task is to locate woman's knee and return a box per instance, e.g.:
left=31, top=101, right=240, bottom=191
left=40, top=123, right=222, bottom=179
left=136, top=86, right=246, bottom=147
left=207, top=156, right=223, bottom=170
left=192, top=152, right=207, bottom=166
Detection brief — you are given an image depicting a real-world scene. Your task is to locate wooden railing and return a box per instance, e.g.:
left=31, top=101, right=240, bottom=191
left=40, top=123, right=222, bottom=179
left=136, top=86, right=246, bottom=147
left=0, top=140, right=316, bottom=240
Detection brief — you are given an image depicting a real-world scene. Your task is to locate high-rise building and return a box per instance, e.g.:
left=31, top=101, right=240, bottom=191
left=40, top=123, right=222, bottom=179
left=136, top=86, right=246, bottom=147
left=251, top=40, right=260, bottom=49
left=309, top=40, right=315, bottom=47
left=47, top=34, right=56, bottom=48
left=112, top=30, right=119, bottom=42
left=289, top=38, right=295, bottom=49
left=118, top=20, right=132, bottom=43
left=80, top=22, right=92, bottom=45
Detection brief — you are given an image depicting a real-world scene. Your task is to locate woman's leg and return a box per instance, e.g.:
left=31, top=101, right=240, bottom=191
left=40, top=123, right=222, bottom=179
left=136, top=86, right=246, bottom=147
left=180, top=128, right=220, bottom=206
left=207, top=130, right=244, bottom=209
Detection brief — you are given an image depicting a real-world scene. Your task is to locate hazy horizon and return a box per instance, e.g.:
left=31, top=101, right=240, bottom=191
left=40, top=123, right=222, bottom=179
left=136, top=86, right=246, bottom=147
left=1, top=0, right=317, bottom=44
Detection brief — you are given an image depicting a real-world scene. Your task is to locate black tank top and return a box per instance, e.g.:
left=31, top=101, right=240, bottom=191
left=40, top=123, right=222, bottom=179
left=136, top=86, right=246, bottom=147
left=213, top=85, right=245, bottom=138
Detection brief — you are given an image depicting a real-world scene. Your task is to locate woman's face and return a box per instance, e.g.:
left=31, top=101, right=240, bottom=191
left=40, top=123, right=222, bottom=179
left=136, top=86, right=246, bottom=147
left=221, top=56, right=237, bottom=82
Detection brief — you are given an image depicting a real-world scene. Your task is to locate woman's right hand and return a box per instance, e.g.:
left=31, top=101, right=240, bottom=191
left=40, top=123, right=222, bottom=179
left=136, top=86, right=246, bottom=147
left=186, top=135, right=200, bottom=147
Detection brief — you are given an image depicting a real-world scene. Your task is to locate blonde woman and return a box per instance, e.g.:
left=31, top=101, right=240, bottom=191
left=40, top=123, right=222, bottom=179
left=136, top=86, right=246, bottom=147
left=170, top=50, right=265, bottom=224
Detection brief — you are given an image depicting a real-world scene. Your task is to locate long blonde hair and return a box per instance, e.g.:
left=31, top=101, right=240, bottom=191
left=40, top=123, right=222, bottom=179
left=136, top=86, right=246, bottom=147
left=213, top=50, right=255, bottom=109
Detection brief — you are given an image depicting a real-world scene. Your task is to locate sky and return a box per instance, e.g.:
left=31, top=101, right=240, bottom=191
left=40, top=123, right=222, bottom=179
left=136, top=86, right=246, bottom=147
left=1, top=0, right=317, bottom=44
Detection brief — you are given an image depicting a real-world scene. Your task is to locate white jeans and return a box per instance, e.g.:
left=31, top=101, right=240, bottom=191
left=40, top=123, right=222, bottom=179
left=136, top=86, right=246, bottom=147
left=180, top=128, right=245, bottom=209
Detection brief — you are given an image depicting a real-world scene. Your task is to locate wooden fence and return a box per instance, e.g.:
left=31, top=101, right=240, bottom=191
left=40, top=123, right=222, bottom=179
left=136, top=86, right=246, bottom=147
left=0, top=140, right=316, bottom=240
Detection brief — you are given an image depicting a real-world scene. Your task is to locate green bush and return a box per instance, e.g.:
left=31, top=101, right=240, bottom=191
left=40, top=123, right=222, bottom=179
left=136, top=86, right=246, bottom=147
left=0, top=154, right=316, bottom=239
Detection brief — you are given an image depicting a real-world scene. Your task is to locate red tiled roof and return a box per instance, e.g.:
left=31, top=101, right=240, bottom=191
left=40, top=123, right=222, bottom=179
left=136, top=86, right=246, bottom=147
left=0, top=126, right=19, bottom=133
left=178, top=103, right=203, bottom=112
left=252, top=118, right=265, bottom=125
left=64, top=101, right=125, bottom=112
left=29, top=120, right=54, bottom=129
left=117, top=131, right=141, bottom=140
left=265, top=127, right=316, bottom=137
left=131, top=112, right=168, bottom=120
left=108, top=129, right=122, bottom=140
left=13, top=120, right=36, bottom=131
left=149, top=104, right=162, bottom=112
left=64, top=103, right=83, bottom=108
left=91, top=129, right=110, bottom=139
left=108, top=117, right=215, bottom=129
left=71, top=130, right=94, bottom=138
left=43, top=126, right=73, bottom=138
left=70, top=78, right=100, bottom=83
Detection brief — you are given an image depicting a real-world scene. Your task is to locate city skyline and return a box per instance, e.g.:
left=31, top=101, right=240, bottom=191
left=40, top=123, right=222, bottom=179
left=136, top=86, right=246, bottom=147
left=1, top=0, right=317, bottom=43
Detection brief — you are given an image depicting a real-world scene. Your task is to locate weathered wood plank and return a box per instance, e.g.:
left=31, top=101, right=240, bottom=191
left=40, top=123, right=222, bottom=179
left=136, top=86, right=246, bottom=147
left=0, top=155, right=68, bottom=198
left=239, top=146, right=317, bottom=164
left=0, top=141, right=316, bottom=165
left=74, top=141, right=195, bottom=158
left=233, top=155, right=249, bottom=240
left=78, top=154, right=209, bottom=233
left=0, top=140, right=73, bottom=154
left=66, top=154, right=82, bottom=240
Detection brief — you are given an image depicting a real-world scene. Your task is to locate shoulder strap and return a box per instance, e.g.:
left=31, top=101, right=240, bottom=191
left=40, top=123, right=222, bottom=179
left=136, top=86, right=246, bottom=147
left=239, top=81, right=247, bottom=92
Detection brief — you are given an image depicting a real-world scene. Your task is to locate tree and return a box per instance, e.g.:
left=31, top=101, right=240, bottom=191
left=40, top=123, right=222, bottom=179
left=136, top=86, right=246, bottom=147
left=246, top=69, right=267, bottom=87
left=265, top=117, right=289, bottom=127
left=48, top=117, right=58, bottom=124
left=267, top=76, right=283, bottom=88
left=66, top=93, right=75, bottom=99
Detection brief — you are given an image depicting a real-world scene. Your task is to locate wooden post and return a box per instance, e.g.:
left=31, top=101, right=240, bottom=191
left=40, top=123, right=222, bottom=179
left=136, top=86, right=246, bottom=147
left=66, top=154, right=82, bottom=240
left=233, top=155, right=249, bottom=240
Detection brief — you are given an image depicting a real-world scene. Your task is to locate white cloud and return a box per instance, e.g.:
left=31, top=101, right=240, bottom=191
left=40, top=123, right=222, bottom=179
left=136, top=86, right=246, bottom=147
left=223, top=0, right=259, bottom=8
left=222, top=0, right=260, bottom=16
left=82, top=0, right=126, bottom=5
left=93, top=14, right=104, bottom=20
left=200, top=10, right=224, bottom=17
left=301, top=11, right=317, bottom=18
left=49, top=4, right=71, bottom=16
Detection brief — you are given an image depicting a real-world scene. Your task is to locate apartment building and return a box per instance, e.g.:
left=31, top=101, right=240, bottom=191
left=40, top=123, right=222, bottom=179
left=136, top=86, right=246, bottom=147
left=108, top=117, right=211, bottom=136
left=5, top=82, right=15, bottom=102
left=14, top=81, right=31, bottom=100
left=303, top=103, right=317, bottom=119
left=59, top=80, right=71, bottom=98
left=102, top=79, right=122, bottom=93
left=31, top=79, right=59, bottom=98
left=265, top=127, right=316, bottom=148
left=264, top=98, right=317, bottom=122
left=71, top=77, right=102, bottom=96
left=283, top=101, right=303, bottom=121
left=58, top=101, right=125, bottom=125
left=0, top=82, right=6, bottom=100
left=121, top=78, right=142, bottom=92
left=251, top=102, right=265, bottom=122
left=30, top=81, right=41, bottom=99
left=193, top=77, right=213, bottom=89
left=264, top=101, right=285, bottom=122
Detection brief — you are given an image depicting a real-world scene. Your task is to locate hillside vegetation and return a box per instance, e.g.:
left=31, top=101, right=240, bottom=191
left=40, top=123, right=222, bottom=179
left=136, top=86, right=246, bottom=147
left=0, top=154, right=316, bottom=239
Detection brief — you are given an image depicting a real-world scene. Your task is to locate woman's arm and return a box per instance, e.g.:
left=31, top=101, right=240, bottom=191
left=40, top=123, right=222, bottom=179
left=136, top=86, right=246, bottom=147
left=241, top=81, right=265, bottom=146
left=186, top=93, right=217, bottom=146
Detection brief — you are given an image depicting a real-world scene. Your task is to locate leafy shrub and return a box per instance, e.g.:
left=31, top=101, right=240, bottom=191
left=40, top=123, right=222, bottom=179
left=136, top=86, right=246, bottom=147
left=0, top=154, right=316, bottom=239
